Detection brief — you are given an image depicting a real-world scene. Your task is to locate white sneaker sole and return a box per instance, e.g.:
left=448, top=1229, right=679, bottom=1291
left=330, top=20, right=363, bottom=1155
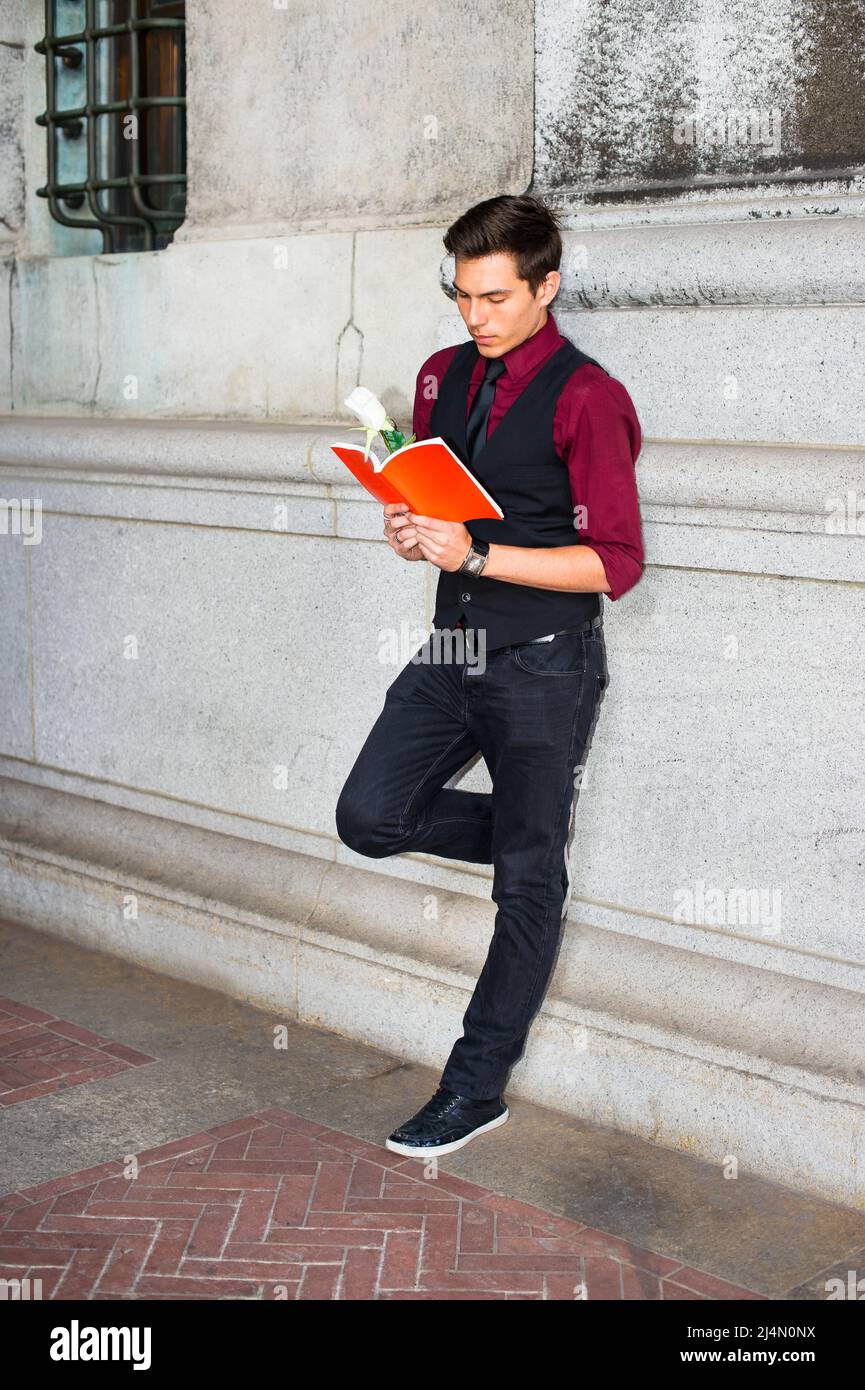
left=385, top=1106, right=510, bottom=1158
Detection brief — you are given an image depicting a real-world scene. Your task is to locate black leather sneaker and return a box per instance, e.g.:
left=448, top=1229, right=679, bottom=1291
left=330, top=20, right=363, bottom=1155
left=385, top=1086, right=509, bottom=1157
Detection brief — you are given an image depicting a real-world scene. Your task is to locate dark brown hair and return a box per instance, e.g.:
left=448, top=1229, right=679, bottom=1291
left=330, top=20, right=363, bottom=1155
left=443, top=194, right=562, bottom=296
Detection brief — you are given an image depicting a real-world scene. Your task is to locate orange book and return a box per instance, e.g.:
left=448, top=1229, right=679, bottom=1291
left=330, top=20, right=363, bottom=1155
left=330, top=436, right=504, bottom=522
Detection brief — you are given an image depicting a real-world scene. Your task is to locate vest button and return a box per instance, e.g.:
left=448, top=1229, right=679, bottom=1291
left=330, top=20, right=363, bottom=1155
left=460, top=592, right=471, bottom=602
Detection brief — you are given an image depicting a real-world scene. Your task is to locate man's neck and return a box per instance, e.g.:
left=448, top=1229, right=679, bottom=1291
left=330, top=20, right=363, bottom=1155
left=510, top=308, right=549, bottom=352
left=494, top=308, right=550, bottom=360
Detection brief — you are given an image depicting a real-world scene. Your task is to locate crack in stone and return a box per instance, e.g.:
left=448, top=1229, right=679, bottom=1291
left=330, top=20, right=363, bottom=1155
left=335, top=230, right=364, bottom=412
left=7, top=255, right=16, bottom=409
left=91, top=258, right=103, bottom=408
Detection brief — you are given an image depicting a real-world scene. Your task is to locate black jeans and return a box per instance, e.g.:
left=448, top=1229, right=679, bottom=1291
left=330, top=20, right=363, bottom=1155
left=335, top=618, right=609, bottom=1100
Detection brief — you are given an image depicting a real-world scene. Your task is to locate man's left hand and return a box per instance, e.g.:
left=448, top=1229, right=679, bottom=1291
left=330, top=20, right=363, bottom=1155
left=400, top=515, right=472, bottom=572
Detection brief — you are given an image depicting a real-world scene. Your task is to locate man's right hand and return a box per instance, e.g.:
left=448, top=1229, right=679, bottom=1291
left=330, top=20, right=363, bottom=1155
left=383, top=502, right=424, bottom=562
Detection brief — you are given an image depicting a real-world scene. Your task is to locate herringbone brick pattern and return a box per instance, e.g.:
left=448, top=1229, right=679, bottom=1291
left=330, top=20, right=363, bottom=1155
left=0, top=997, right=156, bottom=1106
left=0, top=1106, right=765, bottom=1300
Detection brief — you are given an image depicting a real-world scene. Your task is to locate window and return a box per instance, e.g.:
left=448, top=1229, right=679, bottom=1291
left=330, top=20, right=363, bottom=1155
left=36, top=0, right=186, bottom=253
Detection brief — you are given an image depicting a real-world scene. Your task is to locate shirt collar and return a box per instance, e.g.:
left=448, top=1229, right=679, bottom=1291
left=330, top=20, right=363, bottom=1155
left=495, top=308, right=563, bottom=382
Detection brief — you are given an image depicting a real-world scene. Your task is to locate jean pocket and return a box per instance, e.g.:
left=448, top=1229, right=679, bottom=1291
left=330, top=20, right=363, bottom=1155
left=512, top=630, right=588, bottom=675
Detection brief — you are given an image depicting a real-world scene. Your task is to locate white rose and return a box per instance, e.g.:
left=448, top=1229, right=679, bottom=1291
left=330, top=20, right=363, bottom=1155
left=344, top=386, right=391, bottom=432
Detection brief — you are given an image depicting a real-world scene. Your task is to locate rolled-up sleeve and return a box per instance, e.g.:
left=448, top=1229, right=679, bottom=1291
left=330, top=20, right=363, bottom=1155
left=556, top=368, right=645, bottom=601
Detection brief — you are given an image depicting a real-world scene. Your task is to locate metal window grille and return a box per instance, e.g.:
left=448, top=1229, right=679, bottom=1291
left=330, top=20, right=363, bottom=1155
left=36, top=0, right=186, bottom=253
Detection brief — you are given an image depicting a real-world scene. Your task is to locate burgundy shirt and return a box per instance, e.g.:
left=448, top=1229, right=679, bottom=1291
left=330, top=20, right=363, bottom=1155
left=412, top=308, right=644, bottom=601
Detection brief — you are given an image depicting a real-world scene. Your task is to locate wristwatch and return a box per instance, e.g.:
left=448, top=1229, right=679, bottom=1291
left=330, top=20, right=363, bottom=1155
left=459, top=537, right=490, bottom=577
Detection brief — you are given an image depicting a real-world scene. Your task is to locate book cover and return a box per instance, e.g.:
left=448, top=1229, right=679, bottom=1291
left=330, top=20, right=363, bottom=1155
left=330, top=436, right=504, bottom=522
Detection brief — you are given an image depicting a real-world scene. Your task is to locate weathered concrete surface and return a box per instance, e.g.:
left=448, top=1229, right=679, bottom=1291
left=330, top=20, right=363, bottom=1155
left=534, top=0, right=865, bottom=198
left=0, top=0, right=25, bottom=409
left=180, top=0, right=534, bottom=236
left=1, top=411, right=863, bottom=957
left=6, top=226, right=865, bottom=426
left=443, top=213, right=865, bottom=308
left=0, top=1, right=25, bottom=242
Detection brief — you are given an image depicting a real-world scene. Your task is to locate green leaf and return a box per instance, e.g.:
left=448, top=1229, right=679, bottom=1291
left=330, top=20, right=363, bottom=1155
left=381, top=428, right=407, bottom=453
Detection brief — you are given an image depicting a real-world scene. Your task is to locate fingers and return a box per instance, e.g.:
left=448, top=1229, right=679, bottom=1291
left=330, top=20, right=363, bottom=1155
left=382, top=503, right=424, bottom=560
left=384, top=525, right=415, bottom=547
left=406, top=513, right=441, bottom=532
left=383, top=512, right=417, bottom=544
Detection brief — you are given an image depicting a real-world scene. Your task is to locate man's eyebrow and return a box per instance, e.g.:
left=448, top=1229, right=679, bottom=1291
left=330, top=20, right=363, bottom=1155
left=452, top=282, right=512, bottom=297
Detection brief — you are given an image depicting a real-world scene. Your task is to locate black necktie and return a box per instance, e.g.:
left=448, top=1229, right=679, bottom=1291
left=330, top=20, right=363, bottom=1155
left=465, top=356, right=506, bottom=463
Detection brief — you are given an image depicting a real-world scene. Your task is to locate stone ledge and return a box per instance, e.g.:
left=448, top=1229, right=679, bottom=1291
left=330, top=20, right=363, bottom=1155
left=2, top=416, right=861, bottom=581
left=2, top=774, right=864, bottom=1206
left=437, top=214, right=865, bottom=309
left=0, top=414, right=326, bottom=485
left=2, top=414, right=863, bottom=522
left=0, top=774, right=861, bottom=1094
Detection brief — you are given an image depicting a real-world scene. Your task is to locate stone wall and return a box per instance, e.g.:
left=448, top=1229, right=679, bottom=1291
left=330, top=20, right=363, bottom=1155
left=1, top=0, right=864, bottom=1205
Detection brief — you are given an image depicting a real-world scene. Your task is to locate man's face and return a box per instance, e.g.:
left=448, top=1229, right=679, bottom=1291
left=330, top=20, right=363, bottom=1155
left=452, top=252, right=560, bottom=357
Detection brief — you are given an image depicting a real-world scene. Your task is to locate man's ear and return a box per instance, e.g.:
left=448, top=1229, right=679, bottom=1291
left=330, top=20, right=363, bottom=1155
left=539, top=269, right=561, bottom=308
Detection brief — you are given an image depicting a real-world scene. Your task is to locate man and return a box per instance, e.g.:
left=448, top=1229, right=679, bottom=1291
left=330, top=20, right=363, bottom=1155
left=335, top=193, right=643, bottom=1157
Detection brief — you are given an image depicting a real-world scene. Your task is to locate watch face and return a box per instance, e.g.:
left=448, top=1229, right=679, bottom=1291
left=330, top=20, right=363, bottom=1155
left=461, top=541, right=488, bottom=575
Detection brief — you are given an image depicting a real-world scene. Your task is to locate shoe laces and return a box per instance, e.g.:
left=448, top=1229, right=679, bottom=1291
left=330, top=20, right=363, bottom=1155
left=424, top=1086, right=462, bottom=1118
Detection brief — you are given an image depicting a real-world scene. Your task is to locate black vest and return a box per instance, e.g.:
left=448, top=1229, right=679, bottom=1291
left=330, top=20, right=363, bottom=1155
left=429, top=335, right=606, bottom=650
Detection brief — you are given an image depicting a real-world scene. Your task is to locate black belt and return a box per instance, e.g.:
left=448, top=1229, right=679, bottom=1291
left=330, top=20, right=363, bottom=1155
left=538, top=615, right=602, bottom=638
left=457, top=614, right=602, bottom=653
